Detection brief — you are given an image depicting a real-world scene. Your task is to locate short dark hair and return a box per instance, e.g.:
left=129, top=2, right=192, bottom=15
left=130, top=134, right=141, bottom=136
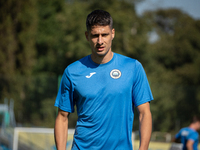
left=86, top=10, right=113, bottom=31
left=192, top=115, right=200, bottom=123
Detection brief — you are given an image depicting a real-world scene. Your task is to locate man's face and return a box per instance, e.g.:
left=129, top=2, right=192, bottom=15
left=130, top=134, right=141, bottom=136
left=85, top=25, right=115, bottom=60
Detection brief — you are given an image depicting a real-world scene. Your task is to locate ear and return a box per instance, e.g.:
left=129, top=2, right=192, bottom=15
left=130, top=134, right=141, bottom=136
left=85, top=31, right=89, bottom=41
left=112, top=28, right=115, bottom=40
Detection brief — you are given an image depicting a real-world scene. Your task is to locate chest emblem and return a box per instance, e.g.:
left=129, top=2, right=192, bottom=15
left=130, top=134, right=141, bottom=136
left=110, top=69, right=121, bottom=79
left=86, top=72, right=96, bottom=78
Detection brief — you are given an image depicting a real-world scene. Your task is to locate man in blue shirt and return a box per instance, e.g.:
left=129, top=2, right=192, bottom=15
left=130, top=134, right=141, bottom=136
left=54, top=9, right=153, bottom=150
left=172, top=116, right=200, bottom=150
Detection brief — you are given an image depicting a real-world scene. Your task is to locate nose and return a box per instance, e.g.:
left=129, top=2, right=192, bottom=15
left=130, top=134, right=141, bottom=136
left=97, top=35, right=103, bottom=45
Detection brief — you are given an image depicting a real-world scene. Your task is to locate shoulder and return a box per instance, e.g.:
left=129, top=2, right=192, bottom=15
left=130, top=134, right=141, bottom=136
left=180, top=127, right=190, bottom=133
left=115, top=53, right=135, bottom=61
left=188, top=129, right=199, bottom=140
left=181, top=127, right=188, bottom=130
left=114, top=53, right=142, bottom=67
left=64, top=55, right=89, bottom=74
left=180, top=127, right=198, bottom=137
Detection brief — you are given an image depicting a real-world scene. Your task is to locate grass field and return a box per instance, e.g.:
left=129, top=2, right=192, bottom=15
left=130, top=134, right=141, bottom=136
left=16, top=128, right=200, bottom=150
left=134, top=140, right=171, bottom=150
left=18, top=131, right=74, bottom=150
left=14, top=128, right=74, bottom=150
left=134, top=140, right=200, bottom=150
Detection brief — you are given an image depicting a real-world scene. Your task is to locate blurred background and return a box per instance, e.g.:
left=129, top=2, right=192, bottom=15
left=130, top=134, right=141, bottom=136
left=0, top=0, right=200, bottom=149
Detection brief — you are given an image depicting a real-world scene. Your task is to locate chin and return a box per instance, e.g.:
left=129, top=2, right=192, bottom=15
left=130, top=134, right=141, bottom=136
left=96, top=52, right=107, bottom=57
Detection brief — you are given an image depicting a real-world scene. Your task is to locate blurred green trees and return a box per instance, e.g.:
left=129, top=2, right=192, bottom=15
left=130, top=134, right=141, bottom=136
left=143, top=9, right=200, bottom=131
left=0, top=0, right=200, bottom=132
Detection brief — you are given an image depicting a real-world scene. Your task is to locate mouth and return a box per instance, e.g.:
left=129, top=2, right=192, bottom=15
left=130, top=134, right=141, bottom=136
left=96, top=46, right=105, bottom=51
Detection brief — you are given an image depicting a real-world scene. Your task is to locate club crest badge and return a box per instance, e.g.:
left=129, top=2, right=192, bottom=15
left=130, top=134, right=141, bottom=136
left=110, top=69, right=121, bottom=79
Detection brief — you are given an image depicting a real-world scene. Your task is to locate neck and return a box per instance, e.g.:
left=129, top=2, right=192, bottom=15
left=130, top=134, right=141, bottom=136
left=91, top=51, right=113, bottom=64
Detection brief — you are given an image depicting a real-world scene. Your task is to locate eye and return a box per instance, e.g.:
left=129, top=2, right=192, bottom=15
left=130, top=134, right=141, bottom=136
left=102, top=34, right=108, bottom=37
left=92, top=34, right=99, bottom=38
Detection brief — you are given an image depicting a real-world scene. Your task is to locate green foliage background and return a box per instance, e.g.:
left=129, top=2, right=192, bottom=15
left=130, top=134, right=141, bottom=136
left=0, top=0, right=200, bottom=132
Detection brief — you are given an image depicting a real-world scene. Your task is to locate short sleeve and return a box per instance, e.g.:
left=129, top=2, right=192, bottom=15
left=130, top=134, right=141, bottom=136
left=54, top=68, right=75, bottom=113
left=132, top=61, right=153, bottom=107
left=187, top=132, right=198, bottom=141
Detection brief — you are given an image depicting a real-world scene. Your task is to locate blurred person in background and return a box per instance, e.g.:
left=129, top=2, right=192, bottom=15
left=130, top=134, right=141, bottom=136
left=171, top=115, right=200, bottom=150
left=54, top=9, right=153, bottom=150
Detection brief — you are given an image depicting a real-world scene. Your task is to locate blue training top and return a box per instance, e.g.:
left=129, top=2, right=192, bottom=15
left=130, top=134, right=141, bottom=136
left=175, top=127, right=199, bottom=150
left=55, top=53, right=153, bottom=150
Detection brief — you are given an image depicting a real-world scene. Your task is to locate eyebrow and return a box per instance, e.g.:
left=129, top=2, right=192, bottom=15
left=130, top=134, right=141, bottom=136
left=90, top=32, right=110, bottom=36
